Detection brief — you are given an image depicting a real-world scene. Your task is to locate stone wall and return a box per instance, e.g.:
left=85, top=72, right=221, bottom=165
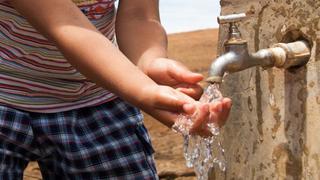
left=212, top=1, right=320, bottom=179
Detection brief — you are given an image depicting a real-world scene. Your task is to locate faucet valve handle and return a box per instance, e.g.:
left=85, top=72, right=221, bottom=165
left=217, top=13, right=248, bottom=24
left=218, top=12, right=250, bottom=45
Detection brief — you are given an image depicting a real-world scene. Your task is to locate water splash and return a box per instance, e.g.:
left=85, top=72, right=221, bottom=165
left=172, top=83, right=226, bottom=180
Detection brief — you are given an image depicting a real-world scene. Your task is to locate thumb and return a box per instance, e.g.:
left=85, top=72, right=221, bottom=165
left=168, top=63, right=203, bottom=84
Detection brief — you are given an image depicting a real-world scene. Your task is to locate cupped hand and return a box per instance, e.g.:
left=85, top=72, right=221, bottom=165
left=187, top=98, right=232, bottom=137
left=139, top=58, right=232, bottom=136
left=143, top=58, right=204, bottom=99
left=144, top=95, right=232, bottom=137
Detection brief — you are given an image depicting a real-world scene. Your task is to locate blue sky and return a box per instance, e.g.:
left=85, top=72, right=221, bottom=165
left=115, top=0, right=221, bottom=34
left=159, top=0, right=221, bottom=33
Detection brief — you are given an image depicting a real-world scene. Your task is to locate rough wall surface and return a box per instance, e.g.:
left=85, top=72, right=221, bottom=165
left=213, top=0, right=320, bottom=179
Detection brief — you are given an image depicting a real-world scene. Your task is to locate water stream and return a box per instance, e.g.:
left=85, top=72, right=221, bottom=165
left=172, top=83, right=226, bottom=180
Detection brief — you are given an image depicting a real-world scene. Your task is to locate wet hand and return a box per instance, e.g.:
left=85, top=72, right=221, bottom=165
left=142, top=92, right=232, bottom=137
left=188, top=98, right=232, bottom=136
left=144, top=58, right=204, bottom=99
left=139, top=84, right=196, bottom=113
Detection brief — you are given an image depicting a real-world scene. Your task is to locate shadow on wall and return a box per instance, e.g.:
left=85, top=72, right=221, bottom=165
left=272, top=30, right=310, bottom=179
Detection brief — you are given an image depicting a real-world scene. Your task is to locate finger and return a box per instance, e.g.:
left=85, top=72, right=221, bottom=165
left=168, top=63, right=203, bottom=84
left=175, top=84, right=203, bottom=100
left=176, top=90, right=197, bottom=103
left=189, top=103, right=209, bottom=134
left=183, top=103, right=196, bottom=115
left=223, top=98, right=232, bottom=109
left=209, top=102, right=222, bottom=124
left=191, top=112, right=212, bottom=137
left=154, top=92, right=187, bottom=112
left=154, top=87, right=196, bottom=112
left=209, top=98, right=231, bottom=127
left=219, top=98, right=232, bottom=126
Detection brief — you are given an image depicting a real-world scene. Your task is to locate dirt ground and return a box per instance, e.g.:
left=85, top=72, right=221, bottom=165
left=23, top=29, right=219, bottom=180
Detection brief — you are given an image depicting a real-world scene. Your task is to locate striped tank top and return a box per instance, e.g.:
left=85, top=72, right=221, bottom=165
left=0, top=0, right=117, bottom=113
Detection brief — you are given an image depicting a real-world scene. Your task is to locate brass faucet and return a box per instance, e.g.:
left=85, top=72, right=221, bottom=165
left=207, top=13, right=311, bottom=83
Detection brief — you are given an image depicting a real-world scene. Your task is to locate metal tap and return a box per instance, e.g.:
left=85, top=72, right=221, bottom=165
left=207, top=13, right=311, bottom=83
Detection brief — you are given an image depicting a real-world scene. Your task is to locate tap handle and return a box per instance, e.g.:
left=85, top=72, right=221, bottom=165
left=218, top=12, right=253, bottom=44
left=217, top=12, right=249, bottom=24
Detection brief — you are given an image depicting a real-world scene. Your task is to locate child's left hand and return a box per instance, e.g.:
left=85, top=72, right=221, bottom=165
left=143, top=58, right=204, bottom=100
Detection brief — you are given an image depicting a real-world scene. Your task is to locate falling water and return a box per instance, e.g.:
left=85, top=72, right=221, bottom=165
left=172, top=83, right=226, bottom=180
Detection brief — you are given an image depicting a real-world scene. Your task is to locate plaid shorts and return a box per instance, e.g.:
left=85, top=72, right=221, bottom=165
left=0, top=98, right=158, bottom=180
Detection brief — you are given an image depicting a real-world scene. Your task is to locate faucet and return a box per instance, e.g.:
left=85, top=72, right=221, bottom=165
left=207, top=13, right=311, bottom=83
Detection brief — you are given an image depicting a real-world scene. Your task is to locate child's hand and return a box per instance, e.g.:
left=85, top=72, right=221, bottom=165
left=139, top=58, right=232, bottom=136
left=188, top=98, right=232, bottom=136
left=138, top=85, right=195, bottom=113
left=142, top=58, right=204, bottom=100
left=145, top=95, right=232, bottom=137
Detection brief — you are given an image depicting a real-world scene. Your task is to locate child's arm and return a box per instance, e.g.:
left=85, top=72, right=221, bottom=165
left=11, top=0, right=231, bottom=134
left=115, top=0, right=204, bottom=99
left=10, top=0, right=192, bottom=113
left=115, top=0, right=167, bottom=72
left=115, top=0, right=232, bottom=129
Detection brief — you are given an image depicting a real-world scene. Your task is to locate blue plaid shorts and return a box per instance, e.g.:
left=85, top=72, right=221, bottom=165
left=0, top=98, right=158, bottom=180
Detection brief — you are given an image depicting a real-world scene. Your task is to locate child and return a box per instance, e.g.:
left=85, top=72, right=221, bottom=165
left=0, top=0, right=231, bottom=179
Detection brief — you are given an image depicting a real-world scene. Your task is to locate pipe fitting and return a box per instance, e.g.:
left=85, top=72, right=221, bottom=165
left=269, top=47, right=287, bottom=68
left=207, top=12, right=311, bottom=84
left=271, top=41, right=311, bottom=68
left=207, top=40, right=311, bottom=84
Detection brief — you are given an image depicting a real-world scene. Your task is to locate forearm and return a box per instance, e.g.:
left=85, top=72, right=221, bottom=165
left=52, top=27, right=158, bottom=106
left=115, top=2, right=168, bottom=73
left=11, top=0, right=157, bottom=108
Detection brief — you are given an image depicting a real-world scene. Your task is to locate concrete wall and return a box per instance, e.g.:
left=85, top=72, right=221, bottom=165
left=212, top=1, right=320, bottom=179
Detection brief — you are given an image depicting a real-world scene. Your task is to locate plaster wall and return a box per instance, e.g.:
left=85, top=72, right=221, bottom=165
left=213, top=1, right=320, bottom=179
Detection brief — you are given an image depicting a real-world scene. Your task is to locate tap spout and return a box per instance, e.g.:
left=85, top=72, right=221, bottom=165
left=209, top=12, right=311, bottom=83
left=207, top=40, right=310, bottom=83
left=207, top=51, right=238, bottom=83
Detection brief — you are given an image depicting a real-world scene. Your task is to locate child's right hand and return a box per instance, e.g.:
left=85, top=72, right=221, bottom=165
left=137, top=84, right=232, bottom=136
left=137, top=85, right=195, bottom=113
left=187, top=98, right=232, bottom=136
